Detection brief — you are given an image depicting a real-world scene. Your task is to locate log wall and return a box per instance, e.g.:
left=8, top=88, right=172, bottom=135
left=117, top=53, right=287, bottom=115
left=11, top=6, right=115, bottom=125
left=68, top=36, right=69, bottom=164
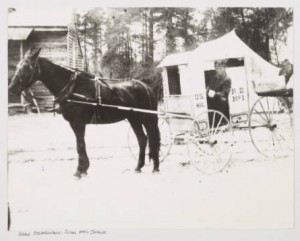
left=8, top=27, right=85, bottom=112
left=8, top=40, right=29, bottom=103
left=29, top=31, right=68, bottom=110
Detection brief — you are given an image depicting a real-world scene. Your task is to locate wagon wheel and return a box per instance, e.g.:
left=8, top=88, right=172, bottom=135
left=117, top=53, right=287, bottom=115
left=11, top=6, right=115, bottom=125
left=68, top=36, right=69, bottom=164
left=128, top=117, right=173, bottom=162
left=249, top=96, right=293, bottom=158
left=187, top=110, right=234, bottom=174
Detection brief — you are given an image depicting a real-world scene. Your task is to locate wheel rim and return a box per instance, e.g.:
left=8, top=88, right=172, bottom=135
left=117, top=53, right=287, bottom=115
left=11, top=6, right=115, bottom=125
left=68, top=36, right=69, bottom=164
left=249, top=96, right=293, bottom=158
left=187, top=110, right=234, bottom=174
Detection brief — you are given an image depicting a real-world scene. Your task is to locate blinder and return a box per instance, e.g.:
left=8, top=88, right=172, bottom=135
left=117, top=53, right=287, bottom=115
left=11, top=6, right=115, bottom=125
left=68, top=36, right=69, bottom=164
left=18, top=59, right=40, bottom=91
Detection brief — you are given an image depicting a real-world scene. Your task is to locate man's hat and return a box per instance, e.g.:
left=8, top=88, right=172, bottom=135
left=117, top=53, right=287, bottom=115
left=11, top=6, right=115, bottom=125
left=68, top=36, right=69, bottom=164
left=214, top=59, right=227, bottom=68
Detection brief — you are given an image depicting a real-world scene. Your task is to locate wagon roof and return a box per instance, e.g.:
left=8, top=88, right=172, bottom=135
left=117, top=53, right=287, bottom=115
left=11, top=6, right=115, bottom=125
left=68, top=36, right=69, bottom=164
left=158, top=30, right=278, bottom=70
left=159, top=30, right=286, bottom=92
left=158, top=51, right=192, bottom=67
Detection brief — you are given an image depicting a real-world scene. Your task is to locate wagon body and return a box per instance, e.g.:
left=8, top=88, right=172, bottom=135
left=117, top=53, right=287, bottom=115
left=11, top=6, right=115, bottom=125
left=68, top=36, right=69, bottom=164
left=158, top=30, right=287, bottom=133
left=151, top=30, right=294, bottom=170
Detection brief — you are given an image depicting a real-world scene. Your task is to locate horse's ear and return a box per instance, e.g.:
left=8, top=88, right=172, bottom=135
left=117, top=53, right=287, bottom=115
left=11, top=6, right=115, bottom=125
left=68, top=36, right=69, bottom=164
left=30, top=48, right=42, bottom=59
left=25, top=47, right=41, bottom=59
left=279, top=68, right=284, bottom=76
left=24, top=47, right=34, bottom=58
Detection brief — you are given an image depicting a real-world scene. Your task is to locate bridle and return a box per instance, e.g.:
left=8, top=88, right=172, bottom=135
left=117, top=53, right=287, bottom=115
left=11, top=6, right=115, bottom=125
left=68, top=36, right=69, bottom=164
left=17, top=58, right=40, bottom=92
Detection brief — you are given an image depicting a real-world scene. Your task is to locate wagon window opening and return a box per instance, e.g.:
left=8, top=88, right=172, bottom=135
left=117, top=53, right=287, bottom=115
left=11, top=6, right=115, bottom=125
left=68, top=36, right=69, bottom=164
left=166, top=66, right=181, bottom=95
left=226, top=58, right=244, bottom=67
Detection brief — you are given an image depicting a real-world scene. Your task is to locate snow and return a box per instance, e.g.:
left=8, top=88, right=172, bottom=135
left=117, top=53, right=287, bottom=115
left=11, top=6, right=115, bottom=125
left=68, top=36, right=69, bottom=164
left=7, top=113, right=294, bottom=230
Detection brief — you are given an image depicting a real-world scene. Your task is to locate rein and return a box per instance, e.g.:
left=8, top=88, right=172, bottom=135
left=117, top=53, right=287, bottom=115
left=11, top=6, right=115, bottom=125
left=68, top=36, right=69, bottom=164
left=21, top=91, right=45, bottom=101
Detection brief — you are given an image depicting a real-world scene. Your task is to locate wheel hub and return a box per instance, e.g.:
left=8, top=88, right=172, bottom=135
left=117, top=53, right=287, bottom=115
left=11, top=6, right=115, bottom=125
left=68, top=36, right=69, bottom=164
left=208, top=139, right=217, bottom=146
left=268, top=122, right=277, bottom=131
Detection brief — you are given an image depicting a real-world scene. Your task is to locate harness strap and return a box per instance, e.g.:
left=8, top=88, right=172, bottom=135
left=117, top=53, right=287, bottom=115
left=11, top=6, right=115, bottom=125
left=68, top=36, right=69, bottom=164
left=94, top=77, right=102, bottom=105
left=54, top=72, right=79, bottom=104
left=91, top=77, right=102, bottom=123
left=52, top=72, right=79, bottom=115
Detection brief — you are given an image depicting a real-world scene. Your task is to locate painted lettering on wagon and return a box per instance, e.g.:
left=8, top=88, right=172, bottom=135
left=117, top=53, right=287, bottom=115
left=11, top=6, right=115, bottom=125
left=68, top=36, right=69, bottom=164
left=195, top=93, right=204, bottom=100
left=231, top=87, right=246, bottom=103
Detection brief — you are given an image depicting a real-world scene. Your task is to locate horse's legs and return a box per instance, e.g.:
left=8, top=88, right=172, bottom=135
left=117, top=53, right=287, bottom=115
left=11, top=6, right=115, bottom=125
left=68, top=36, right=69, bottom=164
left=143, top=117, right=160, bottom=172
left=128, top=119, right=147, bottom=172
left=69, top=121, right=90, bottom=178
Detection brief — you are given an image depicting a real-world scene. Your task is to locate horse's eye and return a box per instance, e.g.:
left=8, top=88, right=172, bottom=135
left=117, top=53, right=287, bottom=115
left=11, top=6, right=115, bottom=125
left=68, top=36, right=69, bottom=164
left=24, top=65, right=31, bottom=71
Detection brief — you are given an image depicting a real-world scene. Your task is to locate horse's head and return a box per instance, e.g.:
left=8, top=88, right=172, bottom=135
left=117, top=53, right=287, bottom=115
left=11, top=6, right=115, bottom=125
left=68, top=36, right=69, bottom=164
left=279, top=59, right=293, bottom=85
left=9, top=48, right=41, bottom=96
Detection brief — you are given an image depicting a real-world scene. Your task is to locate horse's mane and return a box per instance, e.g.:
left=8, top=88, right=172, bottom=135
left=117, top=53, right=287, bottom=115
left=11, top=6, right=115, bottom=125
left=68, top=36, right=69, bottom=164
left=139, top=76, right=163, bottom=101
left=39, top=57, right=163, bottom=100
left=39, top=57, right=95, bottom=80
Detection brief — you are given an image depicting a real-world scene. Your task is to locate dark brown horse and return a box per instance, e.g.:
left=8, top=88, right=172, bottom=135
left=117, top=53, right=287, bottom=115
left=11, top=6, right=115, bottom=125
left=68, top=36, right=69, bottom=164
left=279, top=59, right=293, bottom=85
left=9, top=48, right=160, bottom=178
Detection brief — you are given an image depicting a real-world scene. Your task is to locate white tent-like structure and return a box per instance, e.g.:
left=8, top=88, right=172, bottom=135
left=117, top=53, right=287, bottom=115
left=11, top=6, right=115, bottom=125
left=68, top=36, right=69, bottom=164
left=158, top=30, right=286, bottom=119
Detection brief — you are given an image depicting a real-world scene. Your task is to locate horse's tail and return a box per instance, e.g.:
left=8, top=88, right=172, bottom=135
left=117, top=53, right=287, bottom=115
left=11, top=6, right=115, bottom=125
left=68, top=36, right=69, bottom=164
left=144, top=114, right=161, bottom=166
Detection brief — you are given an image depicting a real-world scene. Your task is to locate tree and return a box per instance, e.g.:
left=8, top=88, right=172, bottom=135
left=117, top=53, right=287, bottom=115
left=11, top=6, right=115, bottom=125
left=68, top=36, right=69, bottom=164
left=101, top=8, right=134, bottom=78
left=202, top=8, right=293, bottom=63
left=76, top=8, right=105, bottom=73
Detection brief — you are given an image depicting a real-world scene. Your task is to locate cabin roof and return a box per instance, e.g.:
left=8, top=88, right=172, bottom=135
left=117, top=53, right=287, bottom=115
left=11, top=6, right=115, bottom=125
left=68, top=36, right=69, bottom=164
left=8, top=28, right=33, bottom=40
left=8, top=8, right=73, bottom=27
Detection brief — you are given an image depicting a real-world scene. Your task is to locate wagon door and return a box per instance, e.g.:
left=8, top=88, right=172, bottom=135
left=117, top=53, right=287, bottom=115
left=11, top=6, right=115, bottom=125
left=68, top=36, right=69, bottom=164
left=225, top=60, right=249, bottom=125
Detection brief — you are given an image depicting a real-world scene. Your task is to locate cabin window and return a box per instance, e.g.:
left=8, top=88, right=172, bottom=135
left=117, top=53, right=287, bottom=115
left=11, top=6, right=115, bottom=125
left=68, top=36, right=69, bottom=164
left=167, top=66, right=181, bottom=95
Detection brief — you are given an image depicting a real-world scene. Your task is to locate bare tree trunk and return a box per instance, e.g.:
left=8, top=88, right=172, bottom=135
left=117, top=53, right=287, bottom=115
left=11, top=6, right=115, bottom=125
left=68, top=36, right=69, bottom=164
left=148, top=9, right=154, bottom=64
left=83, top=22, right=88, bottom=71
left=166, top=9, right=176, bottom=54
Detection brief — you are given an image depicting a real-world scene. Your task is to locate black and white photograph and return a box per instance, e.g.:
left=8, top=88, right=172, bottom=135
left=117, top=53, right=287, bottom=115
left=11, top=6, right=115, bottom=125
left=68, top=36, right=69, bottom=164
left=1, top=1, right=299, bottom=240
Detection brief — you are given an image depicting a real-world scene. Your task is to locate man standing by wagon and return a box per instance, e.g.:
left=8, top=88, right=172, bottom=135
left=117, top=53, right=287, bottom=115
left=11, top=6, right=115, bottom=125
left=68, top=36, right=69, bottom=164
left=206, top=60, right=232, bottom=121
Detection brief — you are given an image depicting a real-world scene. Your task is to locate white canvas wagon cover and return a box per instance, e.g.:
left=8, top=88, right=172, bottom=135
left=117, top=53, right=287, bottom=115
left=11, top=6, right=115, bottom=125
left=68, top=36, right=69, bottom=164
left=159, top=30, right=285, bottom=92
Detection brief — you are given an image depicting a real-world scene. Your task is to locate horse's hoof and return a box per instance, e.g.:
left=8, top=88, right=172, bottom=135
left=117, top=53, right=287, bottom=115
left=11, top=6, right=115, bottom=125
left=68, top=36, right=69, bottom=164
left=152, top=168, right=160, bottom=173
left=74, top=171, right=82, bottom=178
left=81, top=172, right=88, bottom=177
left=135, top=168, right=142, bottom=173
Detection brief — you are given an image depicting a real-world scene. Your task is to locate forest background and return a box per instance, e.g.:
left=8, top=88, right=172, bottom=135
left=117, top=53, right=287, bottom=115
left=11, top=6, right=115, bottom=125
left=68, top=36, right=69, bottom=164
left=75, top=8, right=293, bottom=82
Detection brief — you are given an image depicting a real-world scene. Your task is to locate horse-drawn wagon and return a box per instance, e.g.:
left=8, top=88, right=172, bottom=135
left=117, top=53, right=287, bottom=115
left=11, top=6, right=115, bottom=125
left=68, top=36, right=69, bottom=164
left=129, top=30, right=293, bottom=174
left=9, top=31, right=293, bottom=177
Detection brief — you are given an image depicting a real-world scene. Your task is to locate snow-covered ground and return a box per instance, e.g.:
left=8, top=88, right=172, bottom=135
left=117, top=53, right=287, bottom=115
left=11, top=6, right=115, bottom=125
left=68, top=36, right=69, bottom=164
left=7, top=113, right=294, bottom=230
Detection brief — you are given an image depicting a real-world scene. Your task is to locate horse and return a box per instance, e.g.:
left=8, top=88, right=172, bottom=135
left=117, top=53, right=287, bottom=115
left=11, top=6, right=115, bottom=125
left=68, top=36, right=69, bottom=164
left=9, top=48, right=160, bottom=178
left=279, top=59, right=293, bottom=86
left=278, top=59, right=293, bottom=111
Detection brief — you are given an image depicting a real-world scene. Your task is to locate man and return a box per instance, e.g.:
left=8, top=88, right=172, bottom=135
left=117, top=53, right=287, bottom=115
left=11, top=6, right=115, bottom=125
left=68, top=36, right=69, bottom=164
left=206, top=60, right=232, bottom=121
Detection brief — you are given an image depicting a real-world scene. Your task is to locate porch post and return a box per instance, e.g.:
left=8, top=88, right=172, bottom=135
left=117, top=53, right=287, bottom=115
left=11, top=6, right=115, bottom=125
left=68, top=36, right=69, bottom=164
left=20, top=41, right=25, bottom=106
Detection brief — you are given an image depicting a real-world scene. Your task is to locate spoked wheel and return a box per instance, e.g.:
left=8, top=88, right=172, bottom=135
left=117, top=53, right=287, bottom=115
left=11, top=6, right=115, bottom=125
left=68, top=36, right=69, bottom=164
left=128, top=117, right=173, bottom=162
left=187, top=110, right=234, bottom=174
left=249, top=96, right=293, bottom=158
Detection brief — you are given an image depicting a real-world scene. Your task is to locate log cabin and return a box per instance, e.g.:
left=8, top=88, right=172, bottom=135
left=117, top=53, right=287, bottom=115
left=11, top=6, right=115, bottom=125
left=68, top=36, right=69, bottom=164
left=8, top=9, right=84, bottom=112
